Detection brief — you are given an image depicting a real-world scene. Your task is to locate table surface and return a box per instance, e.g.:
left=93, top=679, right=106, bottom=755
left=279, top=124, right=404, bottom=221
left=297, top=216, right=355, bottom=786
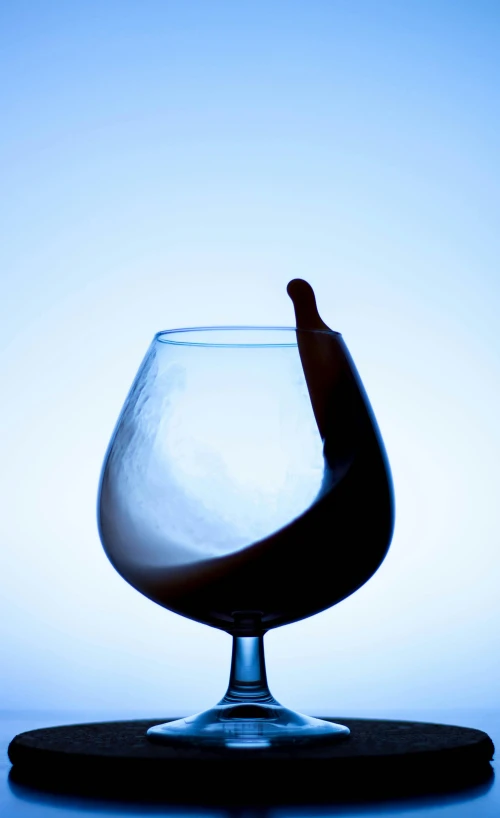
left=2, top=709, right=498, bottom=817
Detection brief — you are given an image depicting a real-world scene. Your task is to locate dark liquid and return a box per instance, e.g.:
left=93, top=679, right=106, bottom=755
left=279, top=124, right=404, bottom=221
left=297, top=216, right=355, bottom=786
left=121, top=337, right=394, bottom=635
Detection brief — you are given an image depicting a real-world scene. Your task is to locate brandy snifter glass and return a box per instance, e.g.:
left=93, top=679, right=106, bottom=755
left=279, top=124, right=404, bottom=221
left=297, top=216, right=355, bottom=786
left=98, top=325, right=394, bottom=748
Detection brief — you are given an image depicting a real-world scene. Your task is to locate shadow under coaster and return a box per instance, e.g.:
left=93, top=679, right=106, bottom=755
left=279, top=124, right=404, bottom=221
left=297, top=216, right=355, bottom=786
left=8, top=717, right=495, bottom=805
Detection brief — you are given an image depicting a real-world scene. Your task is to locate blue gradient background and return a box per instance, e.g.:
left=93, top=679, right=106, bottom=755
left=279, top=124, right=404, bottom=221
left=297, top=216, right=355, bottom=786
left=1, top=1, right=499, bottom=718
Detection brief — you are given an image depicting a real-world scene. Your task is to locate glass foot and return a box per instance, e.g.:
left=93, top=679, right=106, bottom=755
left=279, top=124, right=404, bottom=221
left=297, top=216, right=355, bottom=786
left=147, top=702, right=350, bottom=749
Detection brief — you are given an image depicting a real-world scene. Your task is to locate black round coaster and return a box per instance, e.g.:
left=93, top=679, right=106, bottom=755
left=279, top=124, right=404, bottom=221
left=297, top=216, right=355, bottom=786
left=8, top=717, right=495, bottom=804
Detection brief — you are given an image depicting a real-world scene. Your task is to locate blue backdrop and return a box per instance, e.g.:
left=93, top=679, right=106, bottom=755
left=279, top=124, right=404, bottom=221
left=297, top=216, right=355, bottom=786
left=1, top=0, right=499, bottom=718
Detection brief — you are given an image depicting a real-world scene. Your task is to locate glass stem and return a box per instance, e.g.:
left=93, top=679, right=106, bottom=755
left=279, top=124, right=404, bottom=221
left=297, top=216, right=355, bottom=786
left=220, top=635, right=277, bottom=705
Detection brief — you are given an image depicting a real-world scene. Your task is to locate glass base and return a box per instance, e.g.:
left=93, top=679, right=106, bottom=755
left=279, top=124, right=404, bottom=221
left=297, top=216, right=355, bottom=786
left=147, top=702, right=350, bottom=749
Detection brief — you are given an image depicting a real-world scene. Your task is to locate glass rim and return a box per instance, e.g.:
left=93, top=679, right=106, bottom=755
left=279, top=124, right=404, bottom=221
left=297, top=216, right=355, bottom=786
left=154, top=325, right=341, bottom=348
